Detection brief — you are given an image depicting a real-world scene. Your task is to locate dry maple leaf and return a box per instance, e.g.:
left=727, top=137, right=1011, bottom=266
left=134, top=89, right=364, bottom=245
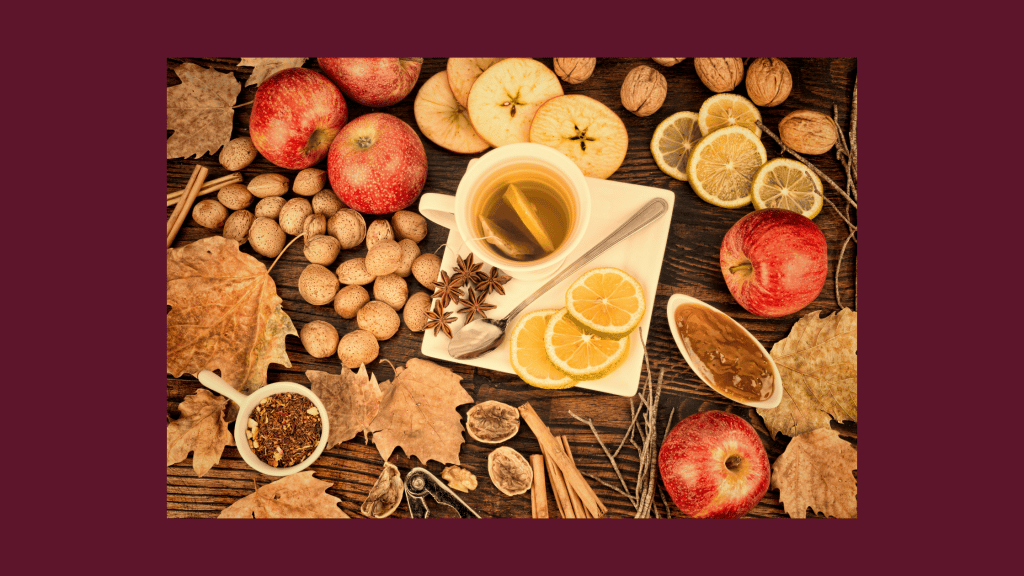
left=757, top=308, right=857, bottom=439
left=167, top=236, right=297, bottom=400
left=166, top=388, right=233, bottom=477
left=307, top=365, right=383, bottom=448
left=218, top=471, right=350, bottom=518
left=238, top=57, right=308, bottom=86
left=369, top=359, right=474, bottom=466
left=167, top=62, right=241, bottom=159
left=771, top=428, right=857, bottom=518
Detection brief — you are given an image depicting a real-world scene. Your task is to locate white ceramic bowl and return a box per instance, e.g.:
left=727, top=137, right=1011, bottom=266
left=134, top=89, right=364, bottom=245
left=665, top=294, right=783, bottom=409
left=198, top=371, right=330, bottom=476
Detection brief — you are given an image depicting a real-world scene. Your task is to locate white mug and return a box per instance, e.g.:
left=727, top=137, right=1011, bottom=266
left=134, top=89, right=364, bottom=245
left=418, top=143, right=591, bottom=281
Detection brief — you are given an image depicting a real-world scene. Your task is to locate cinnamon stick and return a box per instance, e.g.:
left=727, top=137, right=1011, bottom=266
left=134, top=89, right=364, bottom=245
left=167, top=165, right=201, bottom=237
left=560, top=437, right=588, bottom=519
left=167, top=172, right=242, bottom=206
left=166, top=165, right=209, bottom=248
left=543, top=447, right=573, bottom=518
left=519, top=402, right=607, bottom=518
left=530, top=454, right=548, bottom=519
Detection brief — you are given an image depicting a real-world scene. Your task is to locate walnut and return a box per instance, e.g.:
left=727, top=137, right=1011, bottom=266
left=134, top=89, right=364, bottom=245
left=442, top=465, right=478, bottom=493
left=466, top=400, right=520, bottom=444
left=553, top=58, right=596, bottom=84
left=745, top=58, right=792, bottom=107
left=779, top=110, right=838, bottom=155
left=620, top=64, right=667, bottom=117
left=487, top=446, right=533, bottom=496
left=359, top=462, right=403, bottom=518
left=651, top=57, right=686, bottom=67
left=693, top=57, right=744, bottom=93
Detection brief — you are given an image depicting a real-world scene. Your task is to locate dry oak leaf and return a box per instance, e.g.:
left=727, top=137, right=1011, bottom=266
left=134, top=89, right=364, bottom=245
left=757, top=308, right=857, bottom=439
left=218, top=471, right=350, bottom=518
left=167, top=62, right=241, bottom=159
left=238, top=58, right=308, bottom=87
left=771, top=428, right=857, bottom=518
left=369, top=359, right=474, bottom=466
left=307, top=364, right=383, bottom=448
left=166, top=388, right=233, bottom=477
left=167, top=236, right=297, bottom=399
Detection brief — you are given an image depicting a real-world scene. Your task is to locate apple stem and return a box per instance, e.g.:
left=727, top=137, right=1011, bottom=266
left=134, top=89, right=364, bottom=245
left=729, top=263, right=752, bottom=274
left=725, top=455, right=743, bottom=472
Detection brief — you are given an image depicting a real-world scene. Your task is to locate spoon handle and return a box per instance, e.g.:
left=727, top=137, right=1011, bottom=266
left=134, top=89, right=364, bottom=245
left=503, top=197, right=669, bottom=322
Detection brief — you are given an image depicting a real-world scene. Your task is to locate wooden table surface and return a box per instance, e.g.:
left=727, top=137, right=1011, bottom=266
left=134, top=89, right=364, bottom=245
left=167, top=57, right=857, bottom=519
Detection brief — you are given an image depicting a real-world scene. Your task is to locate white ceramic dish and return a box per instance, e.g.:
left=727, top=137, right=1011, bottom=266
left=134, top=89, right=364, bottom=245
left=665, top=294, right=783, bottom=409
left=421, top=162, right=675, bottom=397
left=198, top=370, right=330, bottom=476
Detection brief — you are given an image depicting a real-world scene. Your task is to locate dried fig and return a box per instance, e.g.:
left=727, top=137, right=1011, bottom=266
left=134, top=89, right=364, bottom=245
left=779, top=110, right=838, bottom=155
left=620, top=64, right=667, bottom=117
left=487, top=446, right=533, bottom=497
left=693, top=58, right=744, bottom=93
left=360, top=462, right=403, bottom=518
left=466, top=400, right=520, bottom=444
left=442, top=465, right=478, bottom=493
left=745, top=58, right=792, bottom=107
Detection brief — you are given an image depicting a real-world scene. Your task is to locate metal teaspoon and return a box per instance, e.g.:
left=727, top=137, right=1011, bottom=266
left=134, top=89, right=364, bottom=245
left=447, top=197, right=669, bottom=360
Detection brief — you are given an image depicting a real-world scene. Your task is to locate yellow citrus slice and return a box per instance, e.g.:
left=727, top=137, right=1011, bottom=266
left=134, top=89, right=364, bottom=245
left=751, top=158, right=824, bottom=219
left=697, top=93, right=762, bottom=137
left=544, top=308, right=631, bottom=380
left=510, top=309, right=577, bottom=390
left=565, top=267, right=645, bottom=338
left=651, top=111, right=701, bottom=181
left=502, top=183, right=556, bottom=253
left=686, top=125, right=767, bottom=208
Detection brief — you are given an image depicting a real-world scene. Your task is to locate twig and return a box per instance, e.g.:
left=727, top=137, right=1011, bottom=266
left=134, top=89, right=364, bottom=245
left=850, top=77, right=858, bottom=187
left=756, top=120, right=858, bottom=210
left=568, top=410, right=635, bottom=509
left=836, top=230, right=856, bottom=309
left=581, top=472, right=636, bottom=505
left=613, top=395, right=643, bottom=459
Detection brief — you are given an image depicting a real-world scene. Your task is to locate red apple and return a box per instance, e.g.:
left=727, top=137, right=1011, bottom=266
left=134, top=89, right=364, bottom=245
left=327, top=112, right=427, bottom=214
left=720, top=208, right=827, bottom=317
left=317, top=58, right=423, bottom=107
left=249, top=68, right=348, bottom=170
left=659, top=411, right=770, bottom=519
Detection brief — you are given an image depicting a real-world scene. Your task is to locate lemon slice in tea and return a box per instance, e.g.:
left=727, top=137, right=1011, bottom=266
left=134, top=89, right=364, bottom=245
left=510, top=309, right=577, bottom=389
left=565, top=267, right=645, bottom=338
left=750, top=158, right=824, bottom=219
left=686, top=125, right=767, bottom=208
left=650, top=111, right=701, bottom=181
left=544, top=308, right=631, bottom=381
left=503, top=183, right=557, bottom=253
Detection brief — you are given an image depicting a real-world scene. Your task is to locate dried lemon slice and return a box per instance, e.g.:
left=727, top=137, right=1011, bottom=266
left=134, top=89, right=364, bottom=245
left=564, top=267, right=645, bottom=338
left=510, top=309, right=577, bottom=389
left=697, top=93, right=762, bottom=137
left=686, top=125, right=767, bottom=208
left=751, top=158, right=824, bottom=219
left=543, top=308, right=630, bottom=381
left=503, top=183, right=557, bottom=253
left=651, top=111, right=701, bottom=181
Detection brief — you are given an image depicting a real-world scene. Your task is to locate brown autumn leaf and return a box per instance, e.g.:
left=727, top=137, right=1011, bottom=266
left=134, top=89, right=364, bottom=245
left=757, top=308, right=857, bottom=439
left=307, top=365, right=383, bottom=448
left=369, top=359, right=474, bottom=466
left=167, top=388, right=233, bottom=477
left=167, top=62, right=241, bottom=159
left=167, top=236, right=297, bottom=402
left=771, top=428, right=857, bottom=518
left=238, top=57, right=308, bottom=86
left=218, top=471, right=350, bottom=518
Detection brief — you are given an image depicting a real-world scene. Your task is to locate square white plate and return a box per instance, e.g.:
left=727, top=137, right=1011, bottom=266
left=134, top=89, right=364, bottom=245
left=421, top=165, right=675, bottom=397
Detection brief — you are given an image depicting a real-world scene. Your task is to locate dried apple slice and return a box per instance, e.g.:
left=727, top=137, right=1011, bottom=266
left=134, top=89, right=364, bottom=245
left=529, top=94, right=629, bottom=179
left=414, top=71, right=490, bottom=154
left=502, top=183, right=556, bottom=253
left=480, top=216, right=536, bottom=260
left=467, top=58, right=564, bottom=148
left=447, top=58, right=505, bottom=108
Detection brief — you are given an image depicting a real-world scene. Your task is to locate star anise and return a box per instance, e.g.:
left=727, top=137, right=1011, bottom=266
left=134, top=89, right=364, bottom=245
left=474, top=266, right=512, bottom=297
left=425, top=301, right=457, bottom=338
left=431, top=270, right=465, bottom=309
left=458, top=288, right=497, bottom=323
left=451, top=253, right=485, bottom=286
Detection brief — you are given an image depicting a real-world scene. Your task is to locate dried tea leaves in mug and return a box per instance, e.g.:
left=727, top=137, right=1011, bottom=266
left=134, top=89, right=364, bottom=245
left=360, top=462, right=404, bottom=518
left=248, top=392, right=322, bottom=468
left=466, top=400, right=521, bottom=444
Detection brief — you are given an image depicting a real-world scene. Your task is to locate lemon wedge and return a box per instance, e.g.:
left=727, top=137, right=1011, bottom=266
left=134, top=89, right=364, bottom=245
left=503, top=183, right=556, bottom=253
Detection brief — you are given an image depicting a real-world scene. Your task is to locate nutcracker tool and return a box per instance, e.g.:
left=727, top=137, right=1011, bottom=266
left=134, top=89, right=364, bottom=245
left=404, top=467, right=480, bottom=518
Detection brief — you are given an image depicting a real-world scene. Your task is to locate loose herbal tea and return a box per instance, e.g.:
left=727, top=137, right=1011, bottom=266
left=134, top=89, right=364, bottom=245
left=247, top=392, right=322, bottom=468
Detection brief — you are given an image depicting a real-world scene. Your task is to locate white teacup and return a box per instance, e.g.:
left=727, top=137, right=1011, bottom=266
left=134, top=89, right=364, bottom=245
left=418, top=143, right=591, bottom=281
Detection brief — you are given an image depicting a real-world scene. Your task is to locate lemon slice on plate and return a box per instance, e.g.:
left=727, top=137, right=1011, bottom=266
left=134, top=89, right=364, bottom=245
left=751, top=158, right=824, bottom=219
left=544, top=308, right=631, bottom=381
left=686, top=125, right=767, bottom=208
left=565, top=267, right=645, bottom=338
left=651, top=111, right=701, bottom=181
left=510, top=309, right=577, bottom=390
left=697, top=94, right=762, bottom=137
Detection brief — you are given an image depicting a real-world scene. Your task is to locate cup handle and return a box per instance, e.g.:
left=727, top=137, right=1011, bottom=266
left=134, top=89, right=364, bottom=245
left=198, top=370, right=249, bottom=407
left=418, top=193, right=457, bottom=230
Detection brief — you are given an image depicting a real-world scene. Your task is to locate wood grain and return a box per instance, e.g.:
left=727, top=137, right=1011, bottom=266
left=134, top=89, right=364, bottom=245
left=167, top=57, right=857, bottom=519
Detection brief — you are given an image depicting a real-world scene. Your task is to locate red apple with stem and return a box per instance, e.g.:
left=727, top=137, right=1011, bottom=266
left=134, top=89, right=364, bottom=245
left=249, top=68, right=348, bottom=170
left=318, top=58, right=423, bottom=107
left=720, top=208, right=827, bottom=318
left=659, top=411, right=770, bottom=519
left=327, top=112, right=427, bottom=214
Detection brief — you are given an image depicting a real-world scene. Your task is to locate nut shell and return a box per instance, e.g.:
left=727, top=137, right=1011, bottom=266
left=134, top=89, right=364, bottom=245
left=337, top=329, right=379, bottom=369
left=334, top=284, right=370, bottom=319
left=248, top=217, right=286, bottom=258
left=217, top=183, right=254, bottom=211
left=779, top=110, right=838, bottom=155
left=360, top=462, right=403, bottom=519
left=745, top=58, right=792, bottom=107
left=279, top=198, right=313, bottom=236
left=391, top=210, right=428, bottom=243
left=303, top=234, right=341, bottom=266
left=302, top=213, right=327, bottom=239
left=218, top=137, right=257, bottom=171
left=487, top=446, right=533, bottom=497
left=652, top=57, right=686, bottom=67
left=222, top=209, right=255, bottom=245
left=620, top=65, right=667, bottom=117
left=300, top=320, right=339, bottom=358
left=411, top=253, right=442, bottom=289
left=554, top=58, right=596, bottom=84
left=357, top=300, right=401, bottom=340
left=312, top=189, right=345, bottom=217
left=298, top=264, right=340, bottom=306
left=247, top=173, right=290, bottom=198
left=394, top=239, right=420, bottom=278
left=254, top=196, right=287, bottom=220
left=366, top=219, right=395, bottom=251
left=373, top=274, right=409, bottom=311
left=365, top=239, right=402, bottom=276
left=466, top=400, right=520, bottom=444
left=694, top=58, right=744, bottom=93
left=327, top=209, right=366, bottom=249
left=337, top=258, right=376, bottom=286
left=402, top=292, right=431, bottom=332
left=293, top=168, right=327, bottom=197
left=192, top=199, right=229, bottom=229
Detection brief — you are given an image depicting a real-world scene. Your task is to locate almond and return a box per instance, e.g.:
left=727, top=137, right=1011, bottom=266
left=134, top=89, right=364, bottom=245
left=293, top=168, right=327, bottom=196
left=247, top=173, right=290, bottom=198
left=373, top=274, right=409, bottom=311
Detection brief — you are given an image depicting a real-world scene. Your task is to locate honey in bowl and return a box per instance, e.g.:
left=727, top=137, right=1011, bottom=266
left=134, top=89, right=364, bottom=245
left=674, top=303, right=774, bottom=402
